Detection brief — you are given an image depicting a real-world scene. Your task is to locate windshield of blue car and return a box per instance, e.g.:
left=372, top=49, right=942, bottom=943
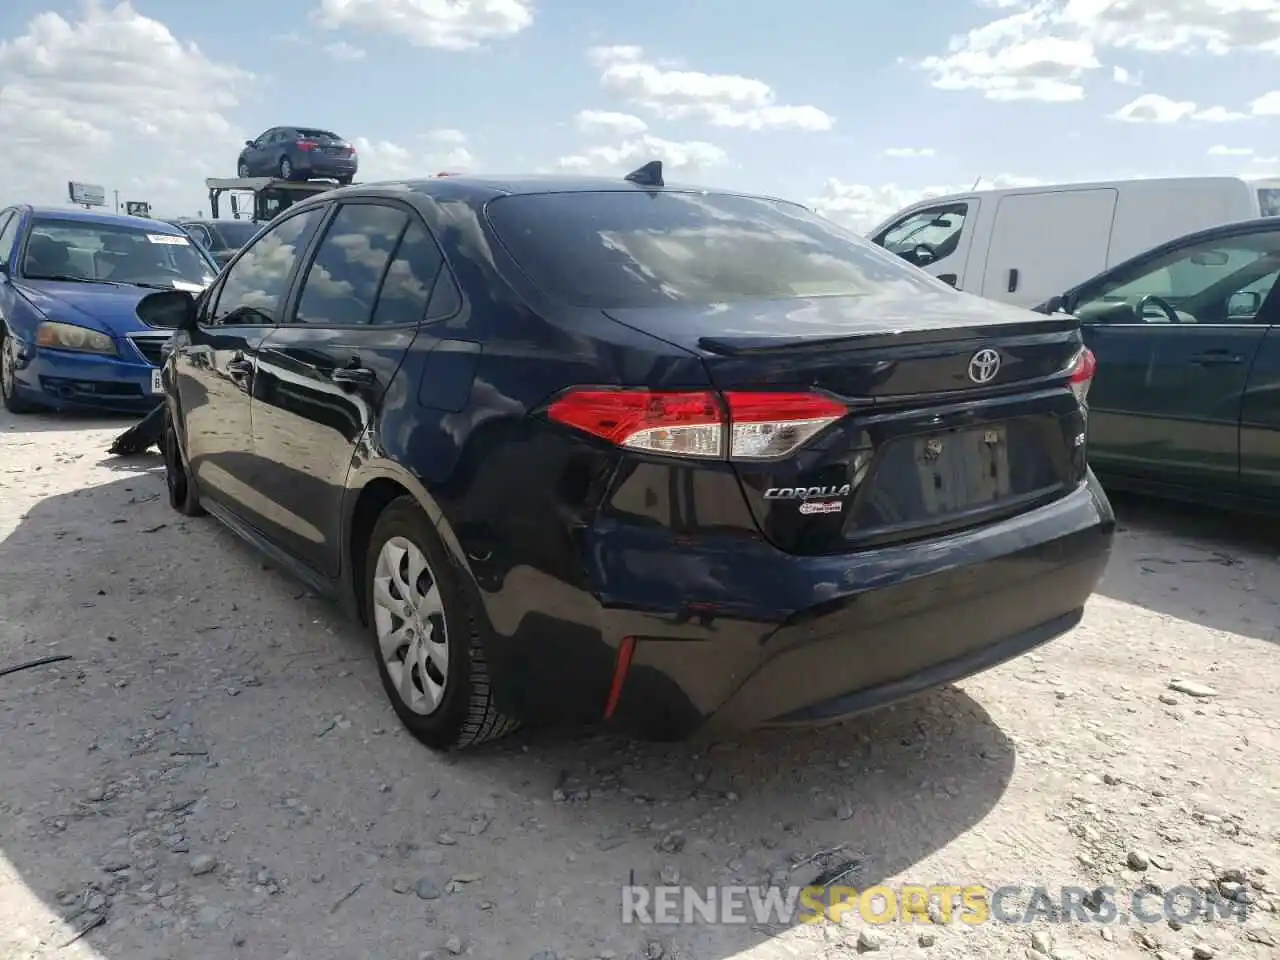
left=485, top=190, right=938, bottom=309
left=22, top=218, right=218, bottom=289
left=208, top=220, right=260, bottom=249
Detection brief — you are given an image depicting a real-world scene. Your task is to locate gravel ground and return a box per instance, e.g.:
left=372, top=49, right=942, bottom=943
left=1, top=409, right=1278, bottom=960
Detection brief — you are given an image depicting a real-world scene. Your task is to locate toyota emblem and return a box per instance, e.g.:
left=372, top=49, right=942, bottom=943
left=968, top=348, right=1001, bottom=384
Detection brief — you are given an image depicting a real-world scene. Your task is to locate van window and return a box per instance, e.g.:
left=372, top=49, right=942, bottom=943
left=1259, top=188, right=1280, bottom=218
left=873, top=203, right=969, bottom=267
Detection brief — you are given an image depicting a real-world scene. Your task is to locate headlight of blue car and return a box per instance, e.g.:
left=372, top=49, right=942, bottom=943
left=35, top=321, right=117, bottom=356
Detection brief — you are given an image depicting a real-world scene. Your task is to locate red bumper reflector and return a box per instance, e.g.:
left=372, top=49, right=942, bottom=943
left=603, top=636, right=637, bottom=720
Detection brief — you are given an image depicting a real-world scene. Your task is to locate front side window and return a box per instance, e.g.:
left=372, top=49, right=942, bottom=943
left=0, top=211, right=19, bottom=266
left=1073, top=229, right=1280, bottom=325
left=485, top=191, right=939, bottom=310
left=21, top=218, right=218, bottom=290
left=1259, top=188, right=1280, bottom=218
left=874, top=203, right=969, bottom=267
left=211, top=207, right=326, bottom=325
left=293, top=204, right=410, bottom=325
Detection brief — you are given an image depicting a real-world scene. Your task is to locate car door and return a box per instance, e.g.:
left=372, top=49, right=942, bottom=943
left=246, top=129, right=275, bottom=175
left=249, top=199, right=451, bottom=575
left=1067, top=224, right=1280, bottom=491
left=0, top=209, right=21, bottom=338
left=171, top=204, right=328, bottom=520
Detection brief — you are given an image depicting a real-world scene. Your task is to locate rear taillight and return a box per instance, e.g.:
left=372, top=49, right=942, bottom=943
left=296, top=140, right=316, bottom=151
left=544, top=388, right=847, bottom=460
left=1068, top=346, right=1096, bottom=404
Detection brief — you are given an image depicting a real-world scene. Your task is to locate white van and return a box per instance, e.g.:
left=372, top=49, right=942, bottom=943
left=866, top=176, right=1280, bottom=309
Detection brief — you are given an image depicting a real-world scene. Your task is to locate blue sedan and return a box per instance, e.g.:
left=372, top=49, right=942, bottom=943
left=0, top=206, right=220, bottom=414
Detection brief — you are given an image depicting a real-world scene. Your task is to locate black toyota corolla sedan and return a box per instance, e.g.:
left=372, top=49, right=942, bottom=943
left=136, top=163, right=1114, bottom=750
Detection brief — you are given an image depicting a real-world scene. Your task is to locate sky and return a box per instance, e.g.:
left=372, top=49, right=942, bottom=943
left=3, top=0, right=1280, bottom=234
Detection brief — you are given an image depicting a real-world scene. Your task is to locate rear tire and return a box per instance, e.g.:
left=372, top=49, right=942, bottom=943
left=163, top=410, right=205, bottom=517
left=364, top=496, right=518, bottom=751
left=278, top=157, right=294, bottom=180
left=237, top=160, right=250, bottom=177
left=1, top=327, right=38, bottom=414
left=337, top=176, right=353, bottom=186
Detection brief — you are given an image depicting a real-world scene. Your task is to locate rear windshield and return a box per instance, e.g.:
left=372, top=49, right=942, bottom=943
left=296, top=128, right=340, bottom=141
left=484, top=191, right=939, bottom=309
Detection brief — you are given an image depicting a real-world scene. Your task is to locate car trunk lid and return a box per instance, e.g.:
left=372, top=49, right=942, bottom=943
left=602, top=297, right=1089, bottom=555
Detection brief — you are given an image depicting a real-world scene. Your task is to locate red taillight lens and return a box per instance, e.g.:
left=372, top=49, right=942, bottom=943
left=296, top=140, right=316, bottom=151
left=544, top=387, right=847, bottom=460
left=1068, top=346, right=1096, bottom=404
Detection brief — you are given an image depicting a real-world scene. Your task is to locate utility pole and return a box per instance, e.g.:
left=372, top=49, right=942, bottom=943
left=114, top=190, right=120, bottom=213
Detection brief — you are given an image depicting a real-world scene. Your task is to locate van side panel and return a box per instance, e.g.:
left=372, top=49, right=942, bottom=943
left=979, top=189, right=1118, bottom=308
left=1107, top=182, right=1252, bottom=267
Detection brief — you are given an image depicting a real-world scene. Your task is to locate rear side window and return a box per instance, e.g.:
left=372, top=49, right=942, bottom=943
left=370, top=222, right=445, bottom=325
left=484, top=191, right=938, bottom=309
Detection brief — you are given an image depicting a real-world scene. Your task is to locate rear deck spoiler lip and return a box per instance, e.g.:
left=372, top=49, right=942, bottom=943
left=696, top=314, right=1080, bottom=357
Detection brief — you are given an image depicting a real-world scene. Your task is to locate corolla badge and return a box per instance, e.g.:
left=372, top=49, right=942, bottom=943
left=763, top=485, right=852, bottom=500
left=968, top=348, right=1001, bottom=384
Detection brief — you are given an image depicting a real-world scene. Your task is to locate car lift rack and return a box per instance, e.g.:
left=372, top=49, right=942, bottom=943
left=205, top=177, right=346, bottom=222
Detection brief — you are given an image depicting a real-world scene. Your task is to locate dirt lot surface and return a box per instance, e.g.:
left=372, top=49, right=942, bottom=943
left=1, top=409, right=1278, bottom=960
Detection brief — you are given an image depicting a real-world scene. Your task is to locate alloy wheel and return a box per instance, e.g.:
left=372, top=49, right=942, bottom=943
left=372, top=536, right=449, bottom=715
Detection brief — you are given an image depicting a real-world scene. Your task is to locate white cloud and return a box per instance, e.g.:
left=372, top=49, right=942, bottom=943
left=1111, top=64, right=1141, bottom=84
left=810, top=174, right=1042, bottom=234
left=352, top=131, right=477, bottom=180
left=574, top=110, right=648, bottom=137
left=1208, top=144, right=1280, bottom=164
left=0, top=2, right=252, bottom=214
left=311, top=0, right=534, bottom=50
left=1252, top=90, right=1280, bottom=115
left=323, top=40, right=366, bottom=60
left=586, top=45, right=835, bottom=131
left=919, top=0, right=1280, bottom=104
left=555, top=135, right=728, bottom=177
left=1109, top=93, right=1248, bottom=123
left=883, top=147, right=937, bottom=158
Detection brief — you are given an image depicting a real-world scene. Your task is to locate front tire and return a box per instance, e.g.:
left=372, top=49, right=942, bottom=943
left=1, top=327, right=38, bottom=414
left=237, top=160, right=250, bottom=177
left=364, top=496, right=518, bottom=750
left=278, top=157, right=294, bottom=180
left=163, top=410, right=205, bottom=517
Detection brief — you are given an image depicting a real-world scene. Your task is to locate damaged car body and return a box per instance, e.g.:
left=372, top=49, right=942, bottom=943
left=133, top=165, right=1115, bottom=750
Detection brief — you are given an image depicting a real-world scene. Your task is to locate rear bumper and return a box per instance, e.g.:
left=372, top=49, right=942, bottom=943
left=10, top=341, right=161, bottom=413
left=297, top=157, right=357, bottom=178
left=485, top=471, right=1114, bottom=738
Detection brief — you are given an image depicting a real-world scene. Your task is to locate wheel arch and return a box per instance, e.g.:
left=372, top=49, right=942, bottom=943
left=343, top=460, right=469, bottom=626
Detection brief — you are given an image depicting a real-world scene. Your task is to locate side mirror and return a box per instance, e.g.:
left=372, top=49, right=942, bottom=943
left=1042, top=295, right=1065, bottom=314
left=244, top=139, right=255, bottom=147
left=136, top=289, right=197, bottom=331
left=1228, top=290, right=1263, bottom=315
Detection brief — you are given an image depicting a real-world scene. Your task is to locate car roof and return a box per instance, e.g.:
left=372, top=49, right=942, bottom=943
left=27, top=206, right=189, bottom=235
left=323, top=174, right=797, bottom=208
